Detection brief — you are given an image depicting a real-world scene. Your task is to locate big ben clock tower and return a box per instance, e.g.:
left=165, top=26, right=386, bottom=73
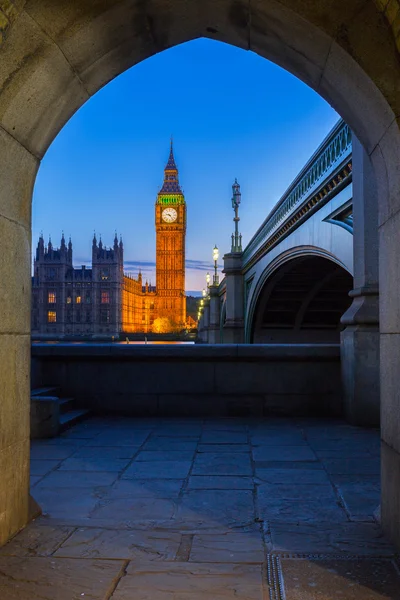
left=155, top=140, right=186, bottom=329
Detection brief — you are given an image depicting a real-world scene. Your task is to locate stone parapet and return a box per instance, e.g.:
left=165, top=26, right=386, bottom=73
left=31, top=343, right=341, bottom=417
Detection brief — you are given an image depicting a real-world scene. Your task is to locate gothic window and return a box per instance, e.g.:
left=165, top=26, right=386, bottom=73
left=76, top=312, right=81, bottom=323
left=76, top=295, right=82, bottom=304
left=48, top=291, right=56, bottom=304
left=86, top=293, right=91, bottom=304
left=47, top=311, right=56, bottom=323
left=86, top=311, right=91, bottom=323
left=101, top=291, right=110, bottom=304
left=101, top=268, right=110, bottom=280
left=100, top=309, right=110, bottom=324
left=47, top=268, right=56, bottom=281
left=66, top=311, right=72, bottom=323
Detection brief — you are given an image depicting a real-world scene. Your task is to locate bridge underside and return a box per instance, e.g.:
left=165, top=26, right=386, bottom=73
left=251, top=256, right=353, bottom=344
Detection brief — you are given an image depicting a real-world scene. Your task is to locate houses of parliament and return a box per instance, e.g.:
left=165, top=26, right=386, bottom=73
left=31, top=143, right=188, bottom=337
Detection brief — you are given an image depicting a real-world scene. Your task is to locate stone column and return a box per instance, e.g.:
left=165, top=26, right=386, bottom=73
left=201, top=299, right=210, bottom=343
left=222, top=253, right=244, bottom=343
left=340, top=135, right=380, bottom=426
left=208, top=285, right=221, bottom=344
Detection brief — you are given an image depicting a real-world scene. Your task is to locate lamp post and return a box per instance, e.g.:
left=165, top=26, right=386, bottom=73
left=206, top=272, right=211, bottom=296
left=213, top=245, right=219, bottom=285
left=202, top=288, right=206, bottom=298
left=231, top=178, right=242, bottom=253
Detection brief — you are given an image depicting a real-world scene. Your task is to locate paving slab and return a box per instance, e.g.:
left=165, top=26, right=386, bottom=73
left=177, top=490, right=255, bottom=528
left=188, top=475, right=254, bottom=490
left=30, top=445, right=77, bottom=460
left=86, top=431, right=151, bottom=446
left=197, top=444, right=249, bottom=453
left=336, top=481, right=380, bottom=521
left=91, top=496, right=178, bottom=522
left=110, top=478, right=184, bottom=498
left=279, top=557, right=400, bottom=600
left=254, top=460, right=323, bottom=470
left=189, top=531, right=264, bottom=563
left=111, top=561, right=264, bottom=599
left=0, top=556, right=124, bottom=600
left=54, top=527, right=182, bottom=560
left=122, top=460, right=192, bottom=479
left=192, top=453, right=253, bottom=476
left=37, top=470, right=119, bottom=488
left=251, top=433, right=307, bottom=446
left=142, top=440, right=198, bottom=451
left=58, top=457, right=131, bottom=472
left=200, top=431, right=248, bottom=444
left=268, top=522, right=396, bottom=555
left=322, top=458, right=381, bottom=475
left=202, top=420, right=248, bottom=431
left=257, top=497, right=347, bottom=523
left=255, top=468, right=331, bottom=485
left=252, top=446, right=317, bottom=462
left=0, top=525, right=74, bottom=557
left=134, top=450, right=196, bottom=462
left=33, top=486, right=107, bottom=519
left=71, top=446, right=140, bottom=459
left=29, top=460, right=61, bottom=476
left=256, top=483, right=337, bottom=501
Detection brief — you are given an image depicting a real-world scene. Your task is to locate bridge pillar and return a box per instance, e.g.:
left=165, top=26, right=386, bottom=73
left=222, top=253, right=245, bottom=343
left=200, top=299, right=210, bottom=343
left=341, top=135, right=380, bottom=426
left=208, top=285, right=221, bottom=344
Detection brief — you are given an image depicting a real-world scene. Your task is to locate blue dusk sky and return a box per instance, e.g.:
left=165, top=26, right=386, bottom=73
left=32, top=38, right=338, bottom=294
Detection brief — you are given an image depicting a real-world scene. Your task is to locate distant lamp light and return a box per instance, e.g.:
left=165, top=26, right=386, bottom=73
left=202, top=288, right=206, bottom=297
left=213, top=245, right=219, bottom=262
left=213, top=245, right=219, bottom=285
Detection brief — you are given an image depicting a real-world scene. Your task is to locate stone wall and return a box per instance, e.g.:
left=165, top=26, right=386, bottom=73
left=31, top=344, right=342, bottom=417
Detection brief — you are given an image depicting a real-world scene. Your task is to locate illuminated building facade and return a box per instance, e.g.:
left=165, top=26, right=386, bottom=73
left=31, top=143, right=187, bottom=337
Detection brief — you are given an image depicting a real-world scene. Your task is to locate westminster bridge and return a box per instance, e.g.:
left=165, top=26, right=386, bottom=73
left=198, top=119, right=379, bottom=428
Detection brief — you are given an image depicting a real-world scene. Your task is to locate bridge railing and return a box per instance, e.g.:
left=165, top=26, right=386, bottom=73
left=242, top=119, right=352, bottom=266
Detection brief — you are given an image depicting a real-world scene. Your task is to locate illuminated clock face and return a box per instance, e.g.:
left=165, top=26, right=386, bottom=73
left=162, top=207, right=178, bottom=223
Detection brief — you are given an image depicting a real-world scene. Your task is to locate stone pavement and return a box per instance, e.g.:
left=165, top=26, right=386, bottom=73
left=0, top=416, right=399, bottom=599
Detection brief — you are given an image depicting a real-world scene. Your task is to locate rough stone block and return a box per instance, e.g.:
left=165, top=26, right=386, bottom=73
left=30, top=396, right=59, bottom=439
left=0, top=219, right=30, bottom=334
left=381, top=441, right=400, bottom=548
left=0, top=334, right=30, bottom=448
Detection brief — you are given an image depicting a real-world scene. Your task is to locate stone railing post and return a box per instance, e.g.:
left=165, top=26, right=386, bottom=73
left=340, top=135, right=380, bottom=426
left=208, top=285, right=221, bottom=344
left=222, top=253, right=244, bottom=343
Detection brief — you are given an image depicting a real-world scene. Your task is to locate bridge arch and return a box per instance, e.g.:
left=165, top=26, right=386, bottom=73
left=246, top=247, right=353, bottom=343
left=0, top=0, right=400, bottom=546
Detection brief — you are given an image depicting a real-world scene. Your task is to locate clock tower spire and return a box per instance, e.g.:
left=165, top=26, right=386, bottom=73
left=155, top=140, right=186, bottom=330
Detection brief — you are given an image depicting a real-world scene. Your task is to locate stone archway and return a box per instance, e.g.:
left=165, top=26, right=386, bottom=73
left=0, top=0, right=399, bottom=547
left=250, top=254, right=353, bottom=344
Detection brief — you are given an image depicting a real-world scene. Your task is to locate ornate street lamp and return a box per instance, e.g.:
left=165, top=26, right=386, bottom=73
left=231, top=178, right=242, bottom=253
left=202, top=288, right=206, bottom=298
left=213, top=245, right=219, bottom=285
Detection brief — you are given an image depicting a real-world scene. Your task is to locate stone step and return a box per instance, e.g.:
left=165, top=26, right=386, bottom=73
left=59, top=397, right=75, bottom=414
left=31, top=386, right=58, bottom=397
left=59, top=409, right=91, bottom=433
